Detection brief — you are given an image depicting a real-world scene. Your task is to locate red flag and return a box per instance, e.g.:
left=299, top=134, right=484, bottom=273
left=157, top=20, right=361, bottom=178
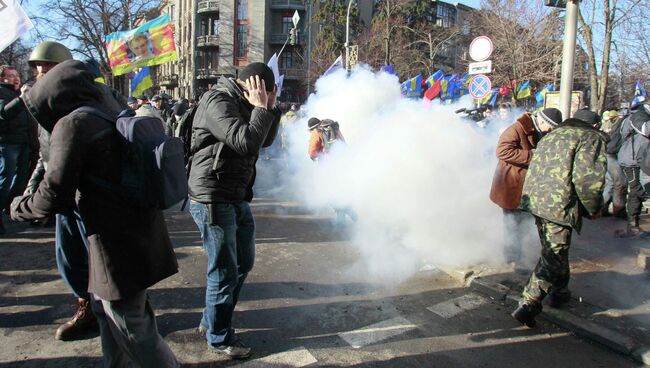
left=499, top=86, right=512, bottom=96
left=423, top=79, right=442, bottom=101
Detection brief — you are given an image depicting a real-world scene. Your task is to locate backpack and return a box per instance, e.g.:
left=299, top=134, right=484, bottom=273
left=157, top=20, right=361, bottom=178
left=606, top=117, right=630, bottom=155
left=75, top=107, right=188, bottom=210
left=177, top=104, right=199, bottom=164
left=319, top=120, right=341, bottom=152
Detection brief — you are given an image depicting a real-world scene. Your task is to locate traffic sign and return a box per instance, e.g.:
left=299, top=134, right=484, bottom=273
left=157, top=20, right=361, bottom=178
left=469, top=74, right=492, bottom=99
left=469, top=60, right=492, bottom=75
left=469, top=36, right=493, bottom=62
left=292, top=10, right=300, bottom=27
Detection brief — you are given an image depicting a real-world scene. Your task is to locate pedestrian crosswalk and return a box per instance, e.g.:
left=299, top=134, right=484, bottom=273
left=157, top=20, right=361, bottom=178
left=232, top=347, right=318, bottom=368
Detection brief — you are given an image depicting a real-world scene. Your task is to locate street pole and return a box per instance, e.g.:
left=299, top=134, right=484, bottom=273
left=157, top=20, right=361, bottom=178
left=559, top=0, right=579, bottom=119
left=345, top=0, right=354, bottom=71
left=307, top=1, right=312, bottom=96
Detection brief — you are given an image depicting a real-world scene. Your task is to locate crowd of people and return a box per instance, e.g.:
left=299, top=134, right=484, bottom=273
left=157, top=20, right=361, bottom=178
left=2, top=39, right=650, bottom=366
left=489, top=100, right=650, bottom=328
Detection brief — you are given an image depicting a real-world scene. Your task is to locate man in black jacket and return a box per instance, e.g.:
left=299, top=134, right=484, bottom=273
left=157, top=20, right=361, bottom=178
left=188, top=63, right=280, bottom=359
left=0, top=65, right=36, bottom=234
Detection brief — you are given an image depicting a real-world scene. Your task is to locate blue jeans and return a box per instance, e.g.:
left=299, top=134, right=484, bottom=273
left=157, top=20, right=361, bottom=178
left=0, top=143, right=30, bottom=209
left=55, top=210, right=90, bottom=300
left=189, top=201, right=255, bottom=346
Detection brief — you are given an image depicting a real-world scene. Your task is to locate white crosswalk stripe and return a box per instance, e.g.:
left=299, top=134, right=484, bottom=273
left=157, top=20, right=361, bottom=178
left=338, top=316, right=418, bottom=348
left=426, top=293, right=489, bottom=318
left=231, top=347, right=318, bottom=368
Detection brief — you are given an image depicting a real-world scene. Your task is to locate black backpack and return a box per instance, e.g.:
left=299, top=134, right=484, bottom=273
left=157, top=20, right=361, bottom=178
left=606, top=117, right=629, bottom=155
left=177, top=104, right=199, bottom=164
left=319, top=120, right=341, bottom=152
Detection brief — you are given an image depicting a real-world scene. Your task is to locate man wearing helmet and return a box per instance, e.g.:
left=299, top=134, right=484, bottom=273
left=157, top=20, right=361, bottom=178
left=26, top=42, right=102, bottom=343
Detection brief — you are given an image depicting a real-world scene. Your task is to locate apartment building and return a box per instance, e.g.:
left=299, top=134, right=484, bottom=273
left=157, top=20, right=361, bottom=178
left=152, top=0, right=471, bottom=102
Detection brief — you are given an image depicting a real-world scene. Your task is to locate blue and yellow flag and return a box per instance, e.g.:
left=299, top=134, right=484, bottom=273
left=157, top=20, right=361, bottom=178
left=400, top=75, right=422, bottom=98
left=535, top=84, right=553, bottom=107
left=516, top=80, right=531, bottom=99
left=131, top=66, right=153, bottom=97
left=425, top=70, right=444, bottom=89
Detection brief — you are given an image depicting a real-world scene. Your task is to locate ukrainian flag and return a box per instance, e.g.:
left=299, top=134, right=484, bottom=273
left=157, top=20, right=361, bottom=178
left=516, top=80, right=532, bottom=99
left=131, top=66, right=153, bottom=97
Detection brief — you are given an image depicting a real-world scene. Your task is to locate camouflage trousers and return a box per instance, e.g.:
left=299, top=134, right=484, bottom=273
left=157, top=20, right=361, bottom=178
left=521, top=217, right=573, bottom=306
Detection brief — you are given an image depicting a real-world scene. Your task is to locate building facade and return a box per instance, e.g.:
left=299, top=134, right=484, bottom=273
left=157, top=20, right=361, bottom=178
left=151, top=0, right=471, bottom=102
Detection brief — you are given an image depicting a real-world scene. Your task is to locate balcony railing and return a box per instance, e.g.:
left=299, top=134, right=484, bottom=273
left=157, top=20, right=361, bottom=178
left=159, top=74, right=179, bottom=87
left=197, top=0, right=219, bottom=13
left=196, top=68, right=220, bottom=80
left=196, top=35, right=220, bottom=47
left=270, top=0, right=305, bottom=10
left=280, top=68, right=306, bottom=80
left=269, top=33, right=303, bottom=45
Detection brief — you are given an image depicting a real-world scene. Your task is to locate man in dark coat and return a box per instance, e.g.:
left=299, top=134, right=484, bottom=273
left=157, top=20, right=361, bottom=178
left=188, top=63, right=280, bottom=359
left=11, top=60, right=179, bottom=367
left=489, top=108, right=561, bottom=267
left=0, top=65, right=37, bottom=234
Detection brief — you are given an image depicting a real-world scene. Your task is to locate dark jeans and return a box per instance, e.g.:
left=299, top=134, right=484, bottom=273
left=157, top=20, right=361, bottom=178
left=0, top=143, right=30, bottom=209
left=622, top=166, right=645, bottom=223
left=55, top=210, right=90, bottom=300
left=189, top=201, right=255, bottom=347
left=604, top=154, right=626, bottom=212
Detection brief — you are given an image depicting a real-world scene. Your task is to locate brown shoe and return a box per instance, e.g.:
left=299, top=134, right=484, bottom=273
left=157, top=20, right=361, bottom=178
left=55, top=298, right=98, bottom=341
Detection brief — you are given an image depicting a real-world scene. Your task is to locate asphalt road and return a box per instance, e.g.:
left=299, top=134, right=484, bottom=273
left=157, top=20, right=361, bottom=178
left=0, top=197, right=642, bottom=367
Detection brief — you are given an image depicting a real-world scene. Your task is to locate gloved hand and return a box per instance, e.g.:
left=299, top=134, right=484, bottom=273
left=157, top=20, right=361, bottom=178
left=10, top=195, right=29, bottom=222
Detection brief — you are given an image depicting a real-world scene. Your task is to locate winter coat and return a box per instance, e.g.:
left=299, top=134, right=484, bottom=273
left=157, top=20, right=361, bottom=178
left=490, top=113, right=541, bottom=209
left=13, top=60, right=177, bottom=301
left=308, top=126, right=345, bottom=161
left=617, top=105, right=650, bottom=167
left=0, top=82, right=36, bottom=145
left=188, top=76, right=281, bottom=203
left=520, top=118, right=607, bottom=232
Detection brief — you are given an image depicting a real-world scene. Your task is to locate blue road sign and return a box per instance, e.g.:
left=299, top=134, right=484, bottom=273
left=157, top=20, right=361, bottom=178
left=469, top=74, right=492, bottom=99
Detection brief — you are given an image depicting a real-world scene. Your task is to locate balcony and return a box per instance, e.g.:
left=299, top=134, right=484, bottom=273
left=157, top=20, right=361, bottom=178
left=159, top=74, right=179, bottom=87
left=196, top=35, right=220, bottom=47
left=270, top=0, right=305, bottom=10
left=197, top=0, right=219, bottom=14
left=196, top=68, right=220, bottom=80
left=269, top=33, right=304, bottom=45
left=280, top=68, right=306, bottom=80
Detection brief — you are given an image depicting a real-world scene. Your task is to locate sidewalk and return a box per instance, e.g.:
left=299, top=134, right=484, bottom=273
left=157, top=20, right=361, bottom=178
left=440, top=213, right=650, bottom=365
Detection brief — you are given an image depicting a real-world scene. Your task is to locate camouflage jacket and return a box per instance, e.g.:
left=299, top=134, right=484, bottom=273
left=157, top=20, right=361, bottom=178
left=520, top=119, right=607, bottom=232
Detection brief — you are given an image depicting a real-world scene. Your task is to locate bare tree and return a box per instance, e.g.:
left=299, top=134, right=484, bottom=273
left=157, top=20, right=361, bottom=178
left=578, top=0, right=642, bottom=113
left=470, top=0, right=563, bottom=103
left=38, top=0, right=158, bottom=89
left=359, top=0, right=463, bottom=77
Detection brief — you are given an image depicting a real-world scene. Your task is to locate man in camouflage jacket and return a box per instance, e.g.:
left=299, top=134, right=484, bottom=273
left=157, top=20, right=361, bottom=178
left=513, top=109, right=607, bottom=328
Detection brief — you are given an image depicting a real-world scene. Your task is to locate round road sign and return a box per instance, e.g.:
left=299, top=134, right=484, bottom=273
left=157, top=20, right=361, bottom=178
left=469, top=74, right=492, bottom=99
left=469, top=36, right=493, bottom=62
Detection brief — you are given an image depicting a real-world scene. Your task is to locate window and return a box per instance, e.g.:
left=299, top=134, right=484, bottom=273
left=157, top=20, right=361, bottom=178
left=197, top=50, right=219, bottom=69
left=281, top=16, right=293, bottom=34
left=237, top=24, right=248, bottom=58
left=280, top=51, right=294, bottom=69
left=235, top=0, right=249, bottom=61
left=212, top=19, right=219, bottom=35
left=436, top=4, right=456, bottom=28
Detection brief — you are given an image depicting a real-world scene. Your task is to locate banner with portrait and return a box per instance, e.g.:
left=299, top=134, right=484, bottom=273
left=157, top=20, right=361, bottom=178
left=105, top=13, right=177, bottom=76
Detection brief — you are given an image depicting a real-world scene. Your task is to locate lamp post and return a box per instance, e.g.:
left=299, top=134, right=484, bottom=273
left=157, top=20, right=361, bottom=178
left=558, top=0, right=579, bottom=119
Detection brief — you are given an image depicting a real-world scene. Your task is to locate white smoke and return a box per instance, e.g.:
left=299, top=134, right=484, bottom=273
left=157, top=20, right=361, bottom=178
left=278, top=65, right=533, bottom=283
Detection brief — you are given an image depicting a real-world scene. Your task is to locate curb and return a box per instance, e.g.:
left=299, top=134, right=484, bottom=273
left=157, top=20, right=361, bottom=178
left=447, top=269, right=650, bottom=365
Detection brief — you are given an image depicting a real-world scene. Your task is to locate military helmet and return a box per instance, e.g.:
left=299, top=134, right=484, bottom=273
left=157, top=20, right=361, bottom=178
left=28, top=41, right=73, bottom=67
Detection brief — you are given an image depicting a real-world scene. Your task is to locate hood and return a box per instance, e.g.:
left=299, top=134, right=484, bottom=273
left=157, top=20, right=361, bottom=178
left=23, top=60, right=103, bottom=133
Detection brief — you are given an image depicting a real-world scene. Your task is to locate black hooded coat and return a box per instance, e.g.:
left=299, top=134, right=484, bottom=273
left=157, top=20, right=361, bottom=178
left=12, top=60, right=178, bottom=301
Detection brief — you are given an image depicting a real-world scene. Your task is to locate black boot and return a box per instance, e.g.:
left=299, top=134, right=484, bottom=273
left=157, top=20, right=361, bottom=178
left=512, top=302, right=541, bottom=328
left=548, top=289, right=571, bottom=308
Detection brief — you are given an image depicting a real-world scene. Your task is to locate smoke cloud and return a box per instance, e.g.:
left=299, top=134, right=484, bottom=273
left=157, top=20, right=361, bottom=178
left=268, top=65, right=538, bottom=284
